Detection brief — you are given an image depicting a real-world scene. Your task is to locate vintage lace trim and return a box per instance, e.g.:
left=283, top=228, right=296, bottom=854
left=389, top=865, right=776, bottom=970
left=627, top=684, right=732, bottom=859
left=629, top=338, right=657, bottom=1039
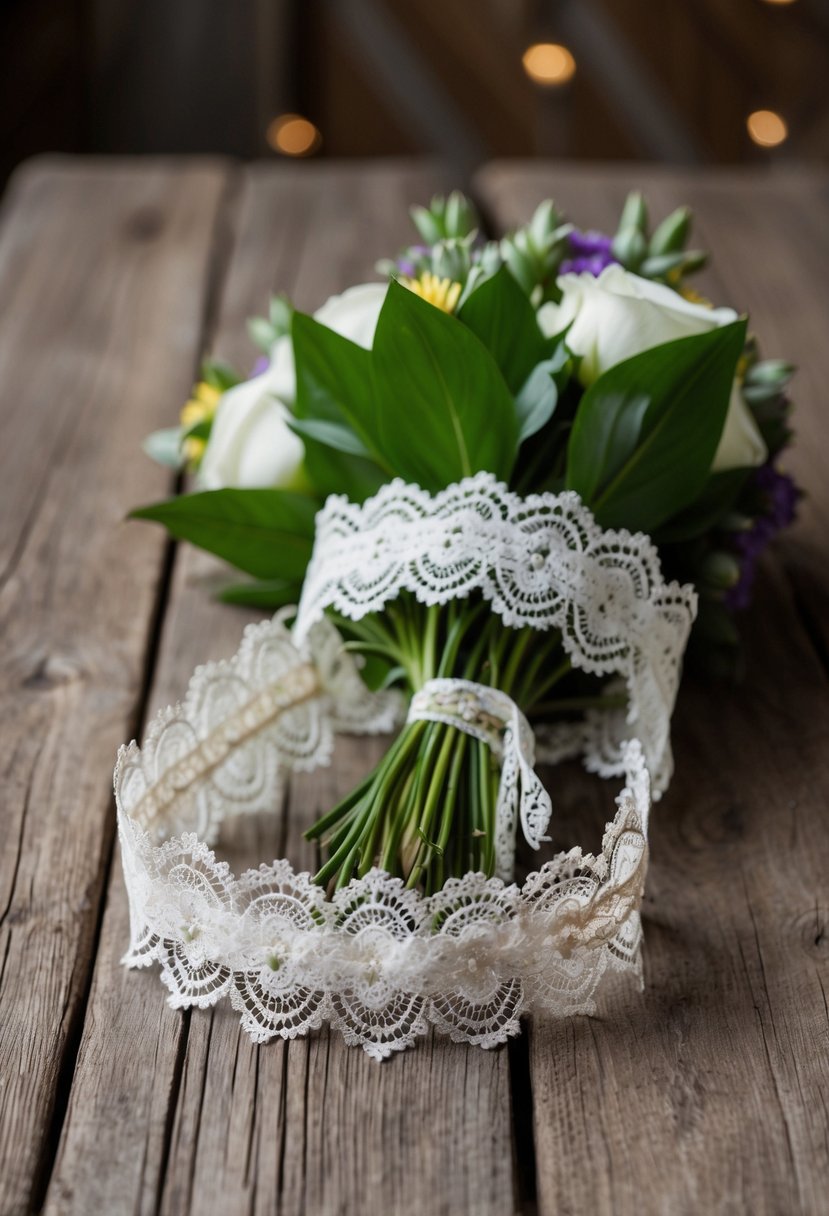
left=115, top=611, right=401, bottom=846
left=116, top=614, right=651, bottom=1059
left=294, top=473, right=697, bottom=795
left=408, top=679, right=551, bottom=881
left=115, top=478, right=692, bottom=1058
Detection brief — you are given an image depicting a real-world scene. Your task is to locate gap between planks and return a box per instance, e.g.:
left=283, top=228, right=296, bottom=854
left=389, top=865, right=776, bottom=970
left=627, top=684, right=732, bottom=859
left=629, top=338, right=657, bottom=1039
left=42, top=162, right=526, bottom=1216
left=0, top=157, right=235, bottom=1216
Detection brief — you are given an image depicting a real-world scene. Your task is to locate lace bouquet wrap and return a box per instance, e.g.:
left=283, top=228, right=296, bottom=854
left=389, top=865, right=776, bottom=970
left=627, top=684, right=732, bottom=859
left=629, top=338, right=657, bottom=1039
left=116, top=474, right=695, bottom=1059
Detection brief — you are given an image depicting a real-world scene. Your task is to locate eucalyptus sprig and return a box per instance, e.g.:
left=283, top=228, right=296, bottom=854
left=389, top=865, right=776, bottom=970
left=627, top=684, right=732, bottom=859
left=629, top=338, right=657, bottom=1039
left=612, top=190, right=708, bottom=284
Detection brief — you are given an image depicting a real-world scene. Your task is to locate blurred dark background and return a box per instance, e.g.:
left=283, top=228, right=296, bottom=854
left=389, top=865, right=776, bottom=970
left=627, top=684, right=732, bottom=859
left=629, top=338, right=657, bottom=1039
left=2, top=0, right=828, bottom=188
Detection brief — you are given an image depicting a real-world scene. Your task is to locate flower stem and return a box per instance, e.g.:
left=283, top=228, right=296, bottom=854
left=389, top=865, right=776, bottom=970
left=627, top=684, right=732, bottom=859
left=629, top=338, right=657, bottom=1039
left=309, top=593, right=609, bottom=891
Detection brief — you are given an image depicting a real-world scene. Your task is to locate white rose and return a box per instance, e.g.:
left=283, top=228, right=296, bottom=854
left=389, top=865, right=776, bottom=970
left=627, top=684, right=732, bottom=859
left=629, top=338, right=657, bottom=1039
left=197, top=362, right=307, bottom=491
left=312, top=281, right=389, bottom=351
left=538, top=264, right=766, bottom=472
left=198, top=282, right=388, bottom=489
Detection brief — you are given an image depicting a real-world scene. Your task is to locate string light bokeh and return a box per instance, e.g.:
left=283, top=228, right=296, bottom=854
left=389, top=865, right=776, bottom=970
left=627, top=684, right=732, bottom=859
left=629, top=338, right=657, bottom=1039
left=258, top=3, right=814, bottom=164
left=266, top=114, right=322, bottom=158
left=521, top=43, right=577, bottom=87
left=746, top=109, right=789, bottom=147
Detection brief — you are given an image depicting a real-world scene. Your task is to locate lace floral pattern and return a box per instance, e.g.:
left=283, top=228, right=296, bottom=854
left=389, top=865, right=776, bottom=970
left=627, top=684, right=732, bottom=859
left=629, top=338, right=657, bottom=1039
left=294, top=473, right=696, bottom=794
left=115, top=615, right=652, bottom=1057
left=119, top=733, right=649, bottom=1058
left=116, top=612, right=400, bottom=846
left=115, top=478, right=690, bottom=1057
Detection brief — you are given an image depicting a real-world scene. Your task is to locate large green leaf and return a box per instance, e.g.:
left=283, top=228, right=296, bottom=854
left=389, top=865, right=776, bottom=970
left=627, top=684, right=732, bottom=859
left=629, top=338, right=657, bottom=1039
left=370, top=280, right=519, bottom=490
left=457, top=265, right=548, bottom=393
left=131, top=489, right=317, bottom=580
left=292, top=312, right=390, bottom=500
left=654, top=467, right=750, bottom=544
left=301, top=441, right=386, bottom=505
left=293, top=314, right=378, bottom=450
left=566, top=320, right=746, bottom=532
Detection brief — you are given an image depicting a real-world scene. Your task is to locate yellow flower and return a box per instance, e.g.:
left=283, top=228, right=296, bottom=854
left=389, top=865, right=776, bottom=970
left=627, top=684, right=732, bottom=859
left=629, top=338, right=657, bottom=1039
left=401, top=271, right=462, bottom=314
left=679, top=285, right=713, bottom=308
left=666, top=268, right=713, bottom=309
left=182, top=435, right=207, bottom=464
left=180, top=381, right=222, bottom=469
left=180, top=381, right=221, bottom=429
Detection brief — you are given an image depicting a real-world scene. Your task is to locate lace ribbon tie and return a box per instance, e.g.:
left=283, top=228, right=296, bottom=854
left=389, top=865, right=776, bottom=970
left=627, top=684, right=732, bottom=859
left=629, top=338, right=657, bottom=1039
left=293, top=472, right=697, bottom=796
left=407, top=678, right=552, bottom=881
left=113, top=473, right=686, bottom=1057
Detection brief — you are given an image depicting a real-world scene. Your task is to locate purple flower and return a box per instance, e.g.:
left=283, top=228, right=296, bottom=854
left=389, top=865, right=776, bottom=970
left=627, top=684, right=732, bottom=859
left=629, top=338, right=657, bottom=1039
left=560, top=229, right=617, bottom=277
left=397, top=244, right=430, bottom=278
left=251, top=354, right=270, bottom=377
left=724, top=464, right=799, bottom=612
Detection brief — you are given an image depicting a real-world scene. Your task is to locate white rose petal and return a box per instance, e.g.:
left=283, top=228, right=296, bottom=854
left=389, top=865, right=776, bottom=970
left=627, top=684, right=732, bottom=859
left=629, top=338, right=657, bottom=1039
left=198, top=281, right=388, bottom=490
left=714, top=383, right=768, bottom=473
left=538, top=264, right=766, bottom=472
left=264, top=332, right=296, bottom=404
left=198, top=369, right=305, bottom=490
left=313, top=281, right=389, bottom=349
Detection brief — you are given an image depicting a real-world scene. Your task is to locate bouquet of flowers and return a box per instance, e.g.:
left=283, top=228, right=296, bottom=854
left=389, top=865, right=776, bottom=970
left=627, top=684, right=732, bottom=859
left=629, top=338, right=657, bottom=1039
left=118, top=190, right=798, bottom=1055
left=136, top=190, right=797, bottom=896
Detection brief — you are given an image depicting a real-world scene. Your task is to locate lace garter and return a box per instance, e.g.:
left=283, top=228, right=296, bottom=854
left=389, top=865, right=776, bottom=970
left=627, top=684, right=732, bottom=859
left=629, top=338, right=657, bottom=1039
left=115, top=476, right=696, bottom=1059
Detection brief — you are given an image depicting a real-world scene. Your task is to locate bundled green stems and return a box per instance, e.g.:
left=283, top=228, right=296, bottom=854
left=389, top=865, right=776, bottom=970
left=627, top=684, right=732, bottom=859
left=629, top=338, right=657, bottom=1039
left=305, top=594, right=607, bottom=894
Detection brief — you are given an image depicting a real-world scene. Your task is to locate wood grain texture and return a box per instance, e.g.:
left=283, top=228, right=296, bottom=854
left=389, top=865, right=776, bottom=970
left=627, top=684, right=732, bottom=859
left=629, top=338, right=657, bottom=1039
left=0, top=158, right=230, bottom=1216
left=475, top=162, right=829, bottom=1216
left=45, top=163, right=518, bottom=1216
left=4, top=157, right=828, bottom=1216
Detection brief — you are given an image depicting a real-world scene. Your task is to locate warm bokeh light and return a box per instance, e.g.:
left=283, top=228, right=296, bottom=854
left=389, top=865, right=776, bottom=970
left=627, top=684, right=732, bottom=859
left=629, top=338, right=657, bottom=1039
left=760, top=0, right=797, bottom=6
left=522, top=43, right=576, bottom=87
left=746, top=109, right=789, bottom=148
left=266, top=114, right=322, bottom=157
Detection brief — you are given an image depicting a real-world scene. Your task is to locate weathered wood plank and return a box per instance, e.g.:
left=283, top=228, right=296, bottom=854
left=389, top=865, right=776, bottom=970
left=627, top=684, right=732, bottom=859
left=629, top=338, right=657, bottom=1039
left=0, top=158, right=230, bottom=1216
left=475, top=163, right=829, bottom=1215
left=47, top=163, right=518, bottom=1216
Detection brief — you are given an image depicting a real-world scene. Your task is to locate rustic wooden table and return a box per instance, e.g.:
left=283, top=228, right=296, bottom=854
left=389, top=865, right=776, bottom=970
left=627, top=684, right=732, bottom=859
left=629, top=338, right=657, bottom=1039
left=0, top=156, right=827, bottom=1216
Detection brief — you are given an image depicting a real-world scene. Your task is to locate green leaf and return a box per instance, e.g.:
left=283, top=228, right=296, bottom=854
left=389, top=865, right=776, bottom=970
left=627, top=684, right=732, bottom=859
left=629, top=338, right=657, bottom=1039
left=514, top=341, right=572, bottom=442
left=457, top=265, right=548, bottom=392
left=566, top=320, right=747, bottom=532
left=292, top=312, right=389, bottom=500
left=182, top=418, right=211, bottom=441
left=130, top=489, right=317, bottom=580
left=143, top=427, right=183, bottom=469
left=654, top=468, right=750, bottom=544
left=268, top=294, right=293, bottom=336
left=218, top=578, right=300, bottom=609
left=247, top=316, right=276, bottom=354
left=302, top=443, right=387, bottom=505
left=293, top=314, right=382, bottom=454
left=288, top=414, right=387, bottom=503
left=648, top=206, right=691, bottom=256
left=288, top=415, right=372, bottom=458
left=618, top=191, right=648, bottom=235
left=201, top=360, right=242, bottom=392
left=370, top=280, right=519, bottom=490
left=745, top=359, right=794, bottom=388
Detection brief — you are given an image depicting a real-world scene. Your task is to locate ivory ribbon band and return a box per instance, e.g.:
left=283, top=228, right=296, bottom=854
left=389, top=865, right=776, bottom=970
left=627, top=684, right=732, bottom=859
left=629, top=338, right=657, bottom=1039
left=407, top=678, right=553, bottom=880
